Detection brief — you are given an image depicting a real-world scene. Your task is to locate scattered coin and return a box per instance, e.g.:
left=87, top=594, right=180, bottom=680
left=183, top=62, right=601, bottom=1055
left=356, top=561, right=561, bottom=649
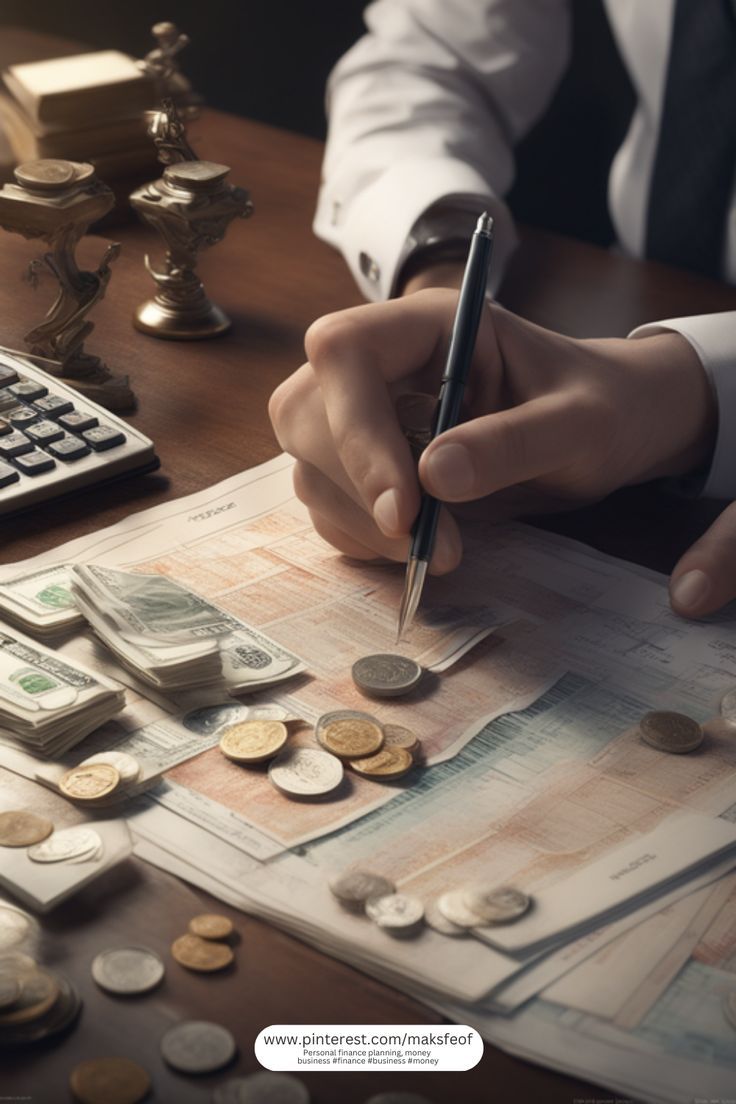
left=0, top=968, right=58, bottom=1026
left=0, top=810, right=53, bottom=847
left=213, top=1072, right=310, bottom=1103
left=160, top=1019, right=236, bottom=1073
left=720, top=688, right=736, bottom=724
left=318, top=716, right=384, bottom=759
left=349, top=746, right=414, bottom=781
left=189, top=913, right=233, bottom=940
left=268, top=747, right=344, bottom=798
left=365, top=1095, right=435, bottom=1104
left=461, top=885, right=531, bottom=924
left=171, top=933, right=234, bottom=973
left=329, top=869, right=396, bottom=912
left=382, top=723, right=420, bottom=752
left=91, top=947, right=165, bottom=995
left=436, top=890, right=485, bottom=929
left=0, top=974, right=21, bottom=1010
left=723, top=989, right=736, bottom=1032
left=365, top=892, right=424, bottom=935
left=80, top=751, right=141, bottom=785
left=28, top=826, right=101, bottom=864
left=352, top=654, right=423, bottom=698
left=0, top=906, right=34, bottom=948
left=59, top=763, right=121, bottom=802
left=220, top=719, right=288, bottom=763
left=69, top=1056, right=151, bottom=1104
left=424, top=899, right=468, bottom=938
left=639, top=711, right=703, bottom=754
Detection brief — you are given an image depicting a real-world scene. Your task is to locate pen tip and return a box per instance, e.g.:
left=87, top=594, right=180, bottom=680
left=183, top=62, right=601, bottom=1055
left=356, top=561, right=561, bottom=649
left=476, top=211, right=493, bottom=235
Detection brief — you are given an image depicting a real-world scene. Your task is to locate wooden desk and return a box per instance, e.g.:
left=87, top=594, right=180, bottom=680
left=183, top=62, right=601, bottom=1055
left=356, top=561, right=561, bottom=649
left=2, top=108, right=736, bottom=1104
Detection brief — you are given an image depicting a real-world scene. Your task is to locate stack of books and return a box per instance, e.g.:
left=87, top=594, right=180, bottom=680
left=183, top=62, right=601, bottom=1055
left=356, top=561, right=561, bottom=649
left=0, top=50, right=159, bottom=181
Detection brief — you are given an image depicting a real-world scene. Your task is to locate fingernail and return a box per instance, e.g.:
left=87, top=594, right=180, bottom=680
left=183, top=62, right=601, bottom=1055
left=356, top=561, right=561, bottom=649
left=671, top=569, right=711, bottom=612
left=424, top=443, right=474, bottom=497
left=373, top=488, right=401, bottom=536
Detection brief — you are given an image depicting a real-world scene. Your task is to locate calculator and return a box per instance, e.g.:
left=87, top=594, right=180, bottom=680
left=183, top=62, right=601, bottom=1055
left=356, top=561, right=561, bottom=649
left=0, top=350, right=158, bottom=516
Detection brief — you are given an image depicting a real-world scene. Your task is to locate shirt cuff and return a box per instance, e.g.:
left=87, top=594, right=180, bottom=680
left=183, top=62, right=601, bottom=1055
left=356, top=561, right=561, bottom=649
left=628, top=313, right=736, bottom=500
left=314, top=155, right=518, bottom=301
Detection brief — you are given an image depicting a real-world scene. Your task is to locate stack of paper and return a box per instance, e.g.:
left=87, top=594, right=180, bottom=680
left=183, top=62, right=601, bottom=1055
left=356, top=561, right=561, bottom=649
left=0, top=625, right=124, bottom=757
left=70, top=564, right=305, bottom=694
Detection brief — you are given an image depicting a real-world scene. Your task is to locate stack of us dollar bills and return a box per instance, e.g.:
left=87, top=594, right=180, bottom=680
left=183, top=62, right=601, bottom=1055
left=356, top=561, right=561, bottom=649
left=70, top=564, right=305, bottom=694
left=0, top=628, right=124, bottom=757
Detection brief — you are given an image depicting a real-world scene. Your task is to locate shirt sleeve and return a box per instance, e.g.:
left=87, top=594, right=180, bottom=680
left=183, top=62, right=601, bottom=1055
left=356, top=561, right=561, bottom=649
left=628, top=313, right=736, bottom=500
left=314, top=0, right=572, bottom=300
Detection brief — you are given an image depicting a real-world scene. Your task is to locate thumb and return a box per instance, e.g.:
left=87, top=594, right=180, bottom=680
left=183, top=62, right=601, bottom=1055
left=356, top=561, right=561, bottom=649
left=670, top=502, right=736, bottom=617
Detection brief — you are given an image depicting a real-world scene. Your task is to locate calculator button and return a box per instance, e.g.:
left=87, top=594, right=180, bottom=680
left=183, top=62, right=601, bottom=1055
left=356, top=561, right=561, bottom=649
left=0, top=460, right=19, bottom=487
left=48, top=435, right=90, bottom=461
left=82, top=426, right=126, bottom=451
left=9, top=380, right=48, bottom=402
left=0, top=419, right=12, bottom=436
left=33, top=395, right=74, bottom=418
left=14, top=449, right=56, bottom=475
left=0, top=363, right=19, bottom=387
left=26, top=420, right=64, bottom=444
left=59, top=410, right=98, bottom=433
left=9, top=408, right=40, bottom=429
left=0, top=432, right=33, bottom=458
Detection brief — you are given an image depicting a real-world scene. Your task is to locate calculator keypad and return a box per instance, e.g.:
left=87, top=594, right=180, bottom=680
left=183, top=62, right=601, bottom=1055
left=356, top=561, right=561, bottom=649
left=0, top=370, right=126, bottom=484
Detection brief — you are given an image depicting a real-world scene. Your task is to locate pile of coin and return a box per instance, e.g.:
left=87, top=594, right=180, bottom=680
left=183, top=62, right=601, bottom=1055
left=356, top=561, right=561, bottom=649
left=316, top=710, right=421, bottom=782
left=638, top=710, right=704, bottom=754
left=0, top=950, right=80, bottom=1048
left=58, top=751, right=147, bottom=807
left=171, top=913, right=235, bottom=973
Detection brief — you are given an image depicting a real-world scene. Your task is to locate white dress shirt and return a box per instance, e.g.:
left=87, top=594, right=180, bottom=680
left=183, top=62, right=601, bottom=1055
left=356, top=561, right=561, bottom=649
left=314, top=0, right=736, bottom=500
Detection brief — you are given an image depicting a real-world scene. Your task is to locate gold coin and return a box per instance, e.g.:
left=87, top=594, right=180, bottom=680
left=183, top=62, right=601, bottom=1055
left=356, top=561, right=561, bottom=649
left=219, top=719, right=288, bottom=763
left=188, top=913, right=233, bottom=941
left=70, top=1056, right=151, bottom=1104
left=0, top=810, right=53, bottom=847
left=349, top=746, right=414, bottom=780
left=59, top=763, right=120, bottom=802
left=319, top=717, right=384, bottom=759
left=0, top=968, right=58, bottom=1025
left=171, top=933, right=234, bottom=972
left=382, top=723, right=420, bottom=753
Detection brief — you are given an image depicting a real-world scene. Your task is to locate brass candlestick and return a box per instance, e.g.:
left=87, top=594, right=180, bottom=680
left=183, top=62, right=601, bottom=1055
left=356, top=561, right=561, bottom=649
left=130, top=160, right=253, bottom=339
left=0, top=159, right=135, bottom=411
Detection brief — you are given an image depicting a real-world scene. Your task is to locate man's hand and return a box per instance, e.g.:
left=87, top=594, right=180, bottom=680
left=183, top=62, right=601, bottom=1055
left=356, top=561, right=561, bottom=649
left=269, top=290, right=722, bottom=614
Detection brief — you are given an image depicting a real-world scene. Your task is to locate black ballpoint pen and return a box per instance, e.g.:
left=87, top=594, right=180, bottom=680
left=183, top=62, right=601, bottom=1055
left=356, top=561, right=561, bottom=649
left=396, top=211, right=494, bottom=640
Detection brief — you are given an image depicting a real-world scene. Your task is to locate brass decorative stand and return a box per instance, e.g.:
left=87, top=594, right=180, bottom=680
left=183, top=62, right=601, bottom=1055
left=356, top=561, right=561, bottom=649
left=0, top=159, right=135, bottom=411
left=130, top=160, right=253, bottom=340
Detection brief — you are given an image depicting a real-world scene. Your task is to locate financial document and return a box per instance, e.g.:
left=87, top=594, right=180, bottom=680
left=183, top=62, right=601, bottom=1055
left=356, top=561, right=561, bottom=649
left=2, top=454, right=736, bottom=1101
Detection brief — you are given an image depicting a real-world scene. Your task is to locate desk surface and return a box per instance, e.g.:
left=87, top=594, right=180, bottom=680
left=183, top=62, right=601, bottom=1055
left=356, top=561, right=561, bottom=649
left=2, top=105, right=736, bottom=1104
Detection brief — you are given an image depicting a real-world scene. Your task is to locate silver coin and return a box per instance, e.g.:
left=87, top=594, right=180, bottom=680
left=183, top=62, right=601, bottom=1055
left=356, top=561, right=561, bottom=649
left=382, top=724, right=420, bottom=751
left=14, top=158, right=76, bottom=191
left=436, top=890, right=485, bottom=929
left=424, top=899, right=468, bottom=938
left=212, top=1071, right=310, bottom=1103
left=723, top=990, right=736, bottom=1032
left=80, top=751, right=141, bottom=784
left=91, top=946, right=165, bottom=995
left=0, top=973, right=22, bottom=1009
left=0, top=951, right=36, bottom=975
left=28, top=826, right=102, bottom=864
left=720, top=689, right=736, bottom=724
left=328, top=869, right=395, bottom=911
left=639, top=710, right=703, bottom=754
left=365, top=892, right=424, bottom=933
left=0, top=906, right=35, bottom=949
left=352, top=654, right=423, bottom=698
left=461, top=885, right=531, bottom=924
left=161, top=1019, right=237, bottom=1073
left=268, top=747, right=343, bottom=797
left=365, top=1094, right=435, bottom=1104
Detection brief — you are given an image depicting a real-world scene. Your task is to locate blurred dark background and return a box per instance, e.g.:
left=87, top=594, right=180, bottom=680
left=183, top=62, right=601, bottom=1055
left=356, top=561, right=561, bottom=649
left=0, top=0, right=634, bottom=245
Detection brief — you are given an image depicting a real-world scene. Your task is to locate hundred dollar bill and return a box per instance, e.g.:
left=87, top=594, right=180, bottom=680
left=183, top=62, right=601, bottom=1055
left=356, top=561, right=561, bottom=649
left=0, top=565, right=83, bottom=636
